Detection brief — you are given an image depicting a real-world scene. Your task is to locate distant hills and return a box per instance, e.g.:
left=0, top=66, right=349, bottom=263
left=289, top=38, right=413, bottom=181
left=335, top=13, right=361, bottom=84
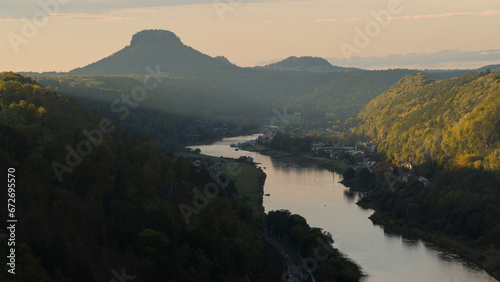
left=258, top=56, right=361, bottom=73
left=28, top=30, right=496, bottom=78
left=40, top=30, right=421, bottom=124
left=66, top=30, right=499, bottom=79
left=326, top=49, right=500, bottom=70
left=31, top=73, right=266, bottom=151
left=478, top=64, right=500, bottom=71
left=69, top=30, right=360, bottom=76
left=214, top=56, right=236, bottom=66
left=31, top=29, right=498, bottom=146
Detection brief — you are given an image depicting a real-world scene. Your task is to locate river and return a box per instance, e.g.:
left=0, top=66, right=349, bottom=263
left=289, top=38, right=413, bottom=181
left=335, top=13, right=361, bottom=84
left=189, top=134, right=497, bottom=282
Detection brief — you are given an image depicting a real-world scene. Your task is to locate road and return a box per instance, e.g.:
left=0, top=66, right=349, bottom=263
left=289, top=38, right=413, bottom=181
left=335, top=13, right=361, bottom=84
left=262, top=232, right=302, bottom=282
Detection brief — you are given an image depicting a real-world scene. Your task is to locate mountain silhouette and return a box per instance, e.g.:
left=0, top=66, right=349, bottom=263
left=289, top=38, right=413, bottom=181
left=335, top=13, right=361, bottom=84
left=69, top=29, right=238, bottom=77
left=259, top=56, right=361, bottom=73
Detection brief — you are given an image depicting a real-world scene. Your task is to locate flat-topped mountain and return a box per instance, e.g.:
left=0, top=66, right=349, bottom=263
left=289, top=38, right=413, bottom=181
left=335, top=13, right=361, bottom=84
left=129, top=29, right=182, bottom=47
left=69, top=29, right=238, bottom=76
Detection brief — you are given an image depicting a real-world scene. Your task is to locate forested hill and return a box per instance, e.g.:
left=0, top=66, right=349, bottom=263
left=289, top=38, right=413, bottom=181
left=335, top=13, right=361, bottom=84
left=34, top=68, right=417, bottom=133
left=273, top=69, right=416, bottom=120
left=357, top=70, right=500, bottom=170
left=32, top=74, right=265, bottom=150
left=63, top=29, right=419, bottom=121
left=0, top=72, right=273, bottom=281
left=355, top=71, right=500, bottom=279
left=47, top=29, right=496, bottom=136
left=258, top=56, right=361, bottom=73
left=0, top=72, right=364, bottom=281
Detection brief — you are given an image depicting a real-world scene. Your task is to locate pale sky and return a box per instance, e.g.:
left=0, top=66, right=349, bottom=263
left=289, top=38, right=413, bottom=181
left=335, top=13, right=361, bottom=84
left=1, top=0, right=500, bottom=72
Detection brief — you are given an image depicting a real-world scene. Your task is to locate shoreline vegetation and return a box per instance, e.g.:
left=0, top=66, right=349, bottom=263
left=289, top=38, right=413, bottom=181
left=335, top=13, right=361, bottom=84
left=184, top=145, right=365, bottom=281
left=0, top=71, right=362, bottom=280
left=176, top=150, right=266, bottom=217
left=239, top=141, right=500, bottom=281
left=1, top=73, right=288, bottom=281
left=238, top=143, right=348, bottom=174
left=265, top=210, right=364, bottom=282
left=351, top=71, right=500, bottom=280
left=180, top=128, right=261, bottom=147
left=358, top=200, right=500, bottom=280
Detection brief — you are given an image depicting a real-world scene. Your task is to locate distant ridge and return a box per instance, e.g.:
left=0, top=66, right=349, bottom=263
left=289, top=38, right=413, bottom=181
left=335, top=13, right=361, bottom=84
left=68, top=30, right=497, bottom=78
left=259, top=56, right=361, bottom=73
left=214, top=56, right=236, bottom=66
left=326, top=49, right=500, bottom=70
left=69, top=29, right=238, bottom=76
left=478, top=64, right=500, bottom=71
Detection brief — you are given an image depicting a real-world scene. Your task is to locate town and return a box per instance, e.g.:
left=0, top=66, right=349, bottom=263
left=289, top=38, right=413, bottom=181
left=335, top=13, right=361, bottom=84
left=234, top=123, right=430, bottom=190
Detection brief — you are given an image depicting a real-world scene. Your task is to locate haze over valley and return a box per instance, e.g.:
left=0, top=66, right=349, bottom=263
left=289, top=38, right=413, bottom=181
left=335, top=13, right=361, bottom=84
left=1, top=1, right=500, bottom=281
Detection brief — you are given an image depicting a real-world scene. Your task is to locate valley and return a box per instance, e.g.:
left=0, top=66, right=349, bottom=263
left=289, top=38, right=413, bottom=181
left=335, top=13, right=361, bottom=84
left=2, top=25, right=500, bottom=281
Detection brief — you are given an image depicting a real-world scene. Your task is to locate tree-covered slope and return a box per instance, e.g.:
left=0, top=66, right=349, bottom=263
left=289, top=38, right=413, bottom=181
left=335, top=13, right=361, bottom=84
left=31, top=74, right=266, bottom=150
left=0, top=72, right=275, bottom=281
left=357, top=70, right=500, bottom=170
left=61, top=29, right=420, bottom=122
left=0, top=72, right=365, bottom=281
left=34, top=68, right=418, bottom=133
left=354, top=71, right=500, bottom=278
left=63, top=29, right=492, bottom=125
left=274, top=69, right=416, bottom=120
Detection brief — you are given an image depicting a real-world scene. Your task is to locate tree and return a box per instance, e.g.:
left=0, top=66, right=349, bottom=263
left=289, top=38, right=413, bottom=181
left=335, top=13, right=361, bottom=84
left=343, top=167, right=356, bottom=180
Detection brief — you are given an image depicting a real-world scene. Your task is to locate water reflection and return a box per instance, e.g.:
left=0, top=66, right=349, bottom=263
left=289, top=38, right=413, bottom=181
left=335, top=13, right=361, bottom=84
left=343, top=189, right=358, bottom=203
left=402, top=238, right=420, bottom=249
left=382, top=228, right=402, bottom=240
left=189, top=134, right=497, bottom=282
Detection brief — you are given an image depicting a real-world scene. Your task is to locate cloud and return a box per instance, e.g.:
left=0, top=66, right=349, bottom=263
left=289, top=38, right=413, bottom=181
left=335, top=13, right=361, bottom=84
left=0, top=0, right=170, bottom=18
left=0, top=13, right=136, bottom=22
left=331, top=9, right=500, bottom=23
left=0, top=17, right=24, bottom=22
left=345, top=17, right=364, bottom=21
left=347, top=10, right=500, bottom=22
left=0, top=0, right=303, bottom=18
left=314, top=19, right=337, bottom=22
left=479, top=10, right=500, bottom=16
left=50, top=13, right=137, bottom=21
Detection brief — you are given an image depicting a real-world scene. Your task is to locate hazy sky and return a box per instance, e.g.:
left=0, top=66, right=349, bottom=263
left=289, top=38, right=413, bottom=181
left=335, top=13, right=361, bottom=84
left=1, top=0, right=499, bottom=72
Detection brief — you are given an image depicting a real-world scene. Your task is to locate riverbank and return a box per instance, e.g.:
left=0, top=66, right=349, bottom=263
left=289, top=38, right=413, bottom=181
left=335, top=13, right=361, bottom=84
left=358, top=199, right=500, bottom=280
left=176, top=151, right=266, bottom=217
left=239, top=143, right=348, bottom=174
left=241, top=143, right=500, bottom=280
left=180, top=128, right=261, bottom=147
left=184, top=140, right=366, bottom=281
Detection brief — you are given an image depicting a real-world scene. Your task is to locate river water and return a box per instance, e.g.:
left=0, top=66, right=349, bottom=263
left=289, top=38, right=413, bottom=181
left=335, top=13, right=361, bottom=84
left=189, top=134, right=497, bottom=282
